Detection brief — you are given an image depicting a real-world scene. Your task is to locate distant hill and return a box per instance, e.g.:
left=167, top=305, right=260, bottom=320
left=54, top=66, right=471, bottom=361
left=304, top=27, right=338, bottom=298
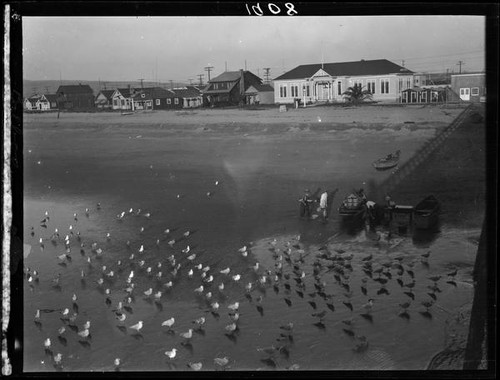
left=23, top=79, right=191, bottom=97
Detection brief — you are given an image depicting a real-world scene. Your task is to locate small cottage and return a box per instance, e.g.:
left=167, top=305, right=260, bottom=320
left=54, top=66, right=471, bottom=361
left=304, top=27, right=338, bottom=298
left=244, top=83, right=274, bottom=105
left=171, top=86, right=203, bottom=108
left=95, top=89, right=115, bottom=110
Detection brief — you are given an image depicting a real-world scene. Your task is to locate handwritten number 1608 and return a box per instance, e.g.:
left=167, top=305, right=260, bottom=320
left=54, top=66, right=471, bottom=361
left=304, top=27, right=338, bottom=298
left=245, top=3, right=298, bottom=16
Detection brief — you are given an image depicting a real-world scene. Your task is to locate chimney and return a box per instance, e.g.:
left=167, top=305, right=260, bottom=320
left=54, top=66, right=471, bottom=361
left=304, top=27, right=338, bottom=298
left=128, top=84, right=132, bottom=95
left=239, top=69, right=245, bottom=96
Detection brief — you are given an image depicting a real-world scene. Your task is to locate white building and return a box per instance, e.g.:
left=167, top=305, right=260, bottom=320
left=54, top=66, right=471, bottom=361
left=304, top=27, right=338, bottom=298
left=273, top=59, right=415, bottom=105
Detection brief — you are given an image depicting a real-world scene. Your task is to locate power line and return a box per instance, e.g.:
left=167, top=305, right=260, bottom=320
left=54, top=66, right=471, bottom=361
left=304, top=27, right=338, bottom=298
left=204, top=66, right=214, bottom=82
left=197, top=74, right=204, bottom=87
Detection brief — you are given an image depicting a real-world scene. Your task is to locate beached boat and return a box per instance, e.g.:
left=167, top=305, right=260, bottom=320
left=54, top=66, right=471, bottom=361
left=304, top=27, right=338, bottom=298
left=372, top=150, right=401, bottom=170
left=338, top=193, right=365, bottom=220
left=413, top=195, right=440, bottom=229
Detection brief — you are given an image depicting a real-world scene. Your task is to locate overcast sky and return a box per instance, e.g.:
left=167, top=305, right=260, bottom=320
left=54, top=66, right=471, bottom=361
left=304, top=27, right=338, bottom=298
left=23, top=16, right=485, bottom=82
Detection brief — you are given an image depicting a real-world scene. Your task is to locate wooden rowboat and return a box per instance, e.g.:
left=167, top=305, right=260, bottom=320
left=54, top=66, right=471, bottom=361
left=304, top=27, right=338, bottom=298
left=338, top=193, right=365, bottom=220
left=414, top=195, right=440, bottom=229
left=372, top=150, right=401, bottom=170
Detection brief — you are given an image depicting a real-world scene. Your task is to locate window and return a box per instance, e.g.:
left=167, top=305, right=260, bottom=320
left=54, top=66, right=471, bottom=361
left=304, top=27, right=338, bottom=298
left=471, top=87, right=479, bottom=96
left=167, top=98, right=171, bottom=105
left=280, top=85, right=287, bottom=98
left=406, top=77, right=411, bottom=89
left=306, top=85, right=310, bottom=97
left=381, top=79, right=390, bottom=94
left=337, top=81, right=342, bottom=95
left=291, top=85, right=298, bottom=97
left=156, top=99, right=160, bottom=106
left=420, top=91, right=427, bottom=103
left=367, top=80, right=376, bottom=94
left=174, top=98, right=179, bottom=105
left=411, top=92, right=417, bottom=103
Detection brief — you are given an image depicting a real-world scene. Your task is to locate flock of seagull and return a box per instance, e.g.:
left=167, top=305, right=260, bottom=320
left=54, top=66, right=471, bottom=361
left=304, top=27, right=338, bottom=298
left=26, top=184, right=461, bottom=371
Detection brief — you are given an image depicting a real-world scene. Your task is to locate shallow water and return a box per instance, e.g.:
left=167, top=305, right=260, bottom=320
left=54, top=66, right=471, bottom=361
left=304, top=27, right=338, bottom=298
left=23, top=124, right=480, bottom=371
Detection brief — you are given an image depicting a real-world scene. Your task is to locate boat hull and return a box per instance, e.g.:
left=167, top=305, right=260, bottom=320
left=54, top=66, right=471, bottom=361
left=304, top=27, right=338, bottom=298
left=413, top=195, right=440, bottom=229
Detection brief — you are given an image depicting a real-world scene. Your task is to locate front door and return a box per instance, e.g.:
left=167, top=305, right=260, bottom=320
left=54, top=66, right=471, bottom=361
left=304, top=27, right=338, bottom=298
left=460, top=88, right=470, bottom=101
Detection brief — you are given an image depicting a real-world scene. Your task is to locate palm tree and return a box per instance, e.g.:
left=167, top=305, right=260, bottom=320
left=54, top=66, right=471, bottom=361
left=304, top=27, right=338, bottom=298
left=342, top=84, right=373, bottom=104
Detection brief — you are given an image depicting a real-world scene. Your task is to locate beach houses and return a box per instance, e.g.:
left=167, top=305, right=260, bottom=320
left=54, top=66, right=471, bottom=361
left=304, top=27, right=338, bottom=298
left=450, top=73, right=486, bottom=102
left=273, top=59, right=414, bottom=105
left=24, top=94, right=58, bottom=111
left=171, top=86, right=203, bottom=108
left=244, top=83, right=274, bottom=105
left=203, top=70, right=264, bottom=107
left=130, top=87, right=177, bottom=110
left=56, top=84, right=95, bottom=111
left=95, top=89, right=115, bottom=110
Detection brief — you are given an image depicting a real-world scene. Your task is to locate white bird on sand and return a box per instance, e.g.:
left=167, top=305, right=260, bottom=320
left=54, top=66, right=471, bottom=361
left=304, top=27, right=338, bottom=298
left=83, top=320, right=91, bottom=329
left=144, top=288, right=153, bottom=297
left=144, top=212, right=151, bottom=218
left=230, top=312, right=240, bottom=322
left=193, top=316, right=206, bottom=329
left=154, top=291, right=162, bottom=300
left=164, top=281, right=173, bottom=289
left=232, top=274, right=241, bottom=282
left=252, top=262, right=259, bottom=272
left=194, top=285, right=204, bottom=294
left=58, top=326, right=66, bottom=336
left=168, top=239, right=176, bottom=246
left=78, top=329, right=90, bottom=339
left=182, top=245, right=191, bottom=254
left=228, top=302, right=239, bottom=312
left=140, top=227, right=145, bottom=233
left=245, top=282, right=253, bottom=292
left=220, top=267, right=230, bottom=275
left=238, top=245, right=247, bottom=253
left=179, top=329, right=193, bottom=340
left=162, top=317, right=175, bottom=329
left=53, top=353, right=63, bottom=366
left=138, top=245, right=144, bottom=253
left=215, top=180, right=219, bottom=186
left=188, top=269, right=194, bottom=278
left=211, top=302, right=220, bottom=311
left=164, top=228, right=170, bottom=234
left=114, top=358, right=121, bottom=368
left=188, top=362, right=202, bottom=371
left=165, top=348, right=177, bottom=359
left=183, top=230, right=190, bottom=237
left=129, top=321, right=143, bottom=333
left=187, top=254, right=196, bottom=261
left=225, top=322, right=237, bottom=334
left=204, top=275, right=214, bottom=283
left=44, top=338, right=51, bottom=349
left=214, top=356, right=229, bottom=368
left=106, top=233, right=111, bottom=240
left=218, top=282, right=225, bottom=291
left=116, top=313, right=126, bottom=322
left=205, top=292, right=212, bottom=300
left=34, top=309, right=41, bottom=322
left=61, top=308, right=70, bottom=319
left=202, top=266, right=210, bottom=273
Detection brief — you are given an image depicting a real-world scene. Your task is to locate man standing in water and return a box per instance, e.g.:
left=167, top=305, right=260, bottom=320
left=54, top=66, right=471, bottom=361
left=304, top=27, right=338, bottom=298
left=319, top=188, right=339, bottom=222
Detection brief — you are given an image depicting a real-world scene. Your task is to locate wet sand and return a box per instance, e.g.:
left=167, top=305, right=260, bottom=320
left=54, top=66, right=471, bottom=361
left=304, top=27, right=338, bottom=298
left=21, top=103, right=485, bottom=371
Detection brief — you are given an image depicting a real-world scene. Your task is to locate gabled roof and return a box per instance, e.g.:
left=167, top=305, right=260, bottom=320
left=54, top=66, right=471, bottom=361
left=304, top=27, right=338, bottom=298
left=251, top=83, right=274, bottom=92
left=209, top=70, right=262, bottom=84
left=132, top=87, right=175, bottom=99
left=56, top=84, right=94, bottom=95
left=44, top=94, right=58, bottom=103
left=96, top=89, right=115, bottom=100
left=171, top=86, right=202, bottom=98
left=275, top=59, right=413, bottom=81
left=203, top=81, right=238, bottom=95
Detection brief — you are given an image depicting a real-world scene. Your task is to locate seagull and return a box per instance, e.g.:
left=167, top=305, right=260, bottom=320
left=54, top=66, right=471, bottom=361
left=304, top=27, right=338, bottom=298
left=44, top=338, right=51, bottom=350
left=53, top=353, right=63, bottom=366
left=34, top=309, right=41, bottom=322
left=220, top=268, right=230, bottom=275
left=362, top=299, right=374, bottom=314
left=182, top=245, right=191, bottom=254
left=238, top=245, right=247, bottom=253
left=228, top=302, right=239, bottom=312
left=232, top=274, right=241, bottom=282
left=162, top=317, right=175, bottom=329
left=114, top=358, right=121, bottom=370
left=83, top=320, right=91, bottom=329
left=165, top=348, right=177, bottom=359
left=211, top=301, right=220, bottom=311
left=78, top=328, right=90, bottom=339
left=179, top=329, right=193, bottom=341
left=192, top=317, right=206, bottom=330
left=143, top=288, right=153, bottom=297
left=225, top=322, right=237, bottom=334
left=194, top=285, right=204, bottom=294
left=116, top=313, right=126, bottom=322
left=129, top=321, right=143, bottom=333
left=218, top=282, right=225, bottom=291
left=214, top=356, right=229, bottom=368
left=187, top=362, right=202, bottom=371
left=447, top=268, right=458, bottom=278
left=138, top=245, right=144, bottom=253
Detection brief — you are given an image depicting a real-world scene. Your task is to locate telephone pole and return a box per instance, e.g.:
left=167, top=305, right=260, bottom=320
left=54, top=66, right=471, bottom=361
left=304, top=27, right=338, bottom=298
left=188, top=78, right=193, bottom=85
left=197, top=74, right=204, bottom=87
left=457, top=60, right=465, bottom=74
left=204, top=65, right=214, bottom=82
left=263, top=68, right=271, bottom=83
left=169, top=80, right=174, bottom=90
left=138, top=78, right=144, bottom=89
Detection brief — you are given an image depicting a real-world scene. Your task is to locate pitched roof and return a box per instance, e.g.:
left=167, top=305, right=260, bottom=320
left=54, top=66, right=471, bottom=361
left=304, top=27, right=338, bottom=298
left=252, top=83, right=274, bottom=92
left=171, top=86, right=202, bottom=98
left=274, top=59, right=413, bottom=81
left=97, top=89, right=115, bottom=100
left=44, top=94, right=58, bottom=103
left=131, top=87, right=175, bottom=100
left=56, top=84, right=94, bottom=94
left=210, top=71, right=243, bottom=82
left=203, top=81, right=238, bottom=95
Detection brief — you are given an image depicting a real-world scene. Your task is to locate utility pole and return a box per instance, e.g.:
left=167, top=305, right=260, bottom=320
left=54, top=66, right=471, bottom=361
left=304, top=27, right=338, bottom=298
left=138, top=78, right=144, bottom=89
left=457, top=60, right=465, bottom=74
left=197, top=74, right=204, bottom=87
left=225, top=61, right=228, bottom=72
left=169, top=80, right=174, bottom=90
left=204, top=65, right=214, bottom=82
left=188, top=78, right=193, bottom=85
left=263, top=68, right=271, bottom=83
left=244, top=60, right=247, bottom=71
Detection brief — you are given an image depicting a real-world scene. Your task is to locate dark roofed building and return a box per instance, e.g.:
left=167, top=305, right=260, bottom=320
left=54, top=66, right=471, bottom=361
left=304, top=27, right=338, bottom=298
left=95, top=89, right=115, bottom=109
left=244, top=83, right=274, bottom=105
left=171, top=86, right=203, bottom=108
left=273, top=59, right=416, bottom=105
left=203, top=70, right=263, bottom=106
left=130, top=86, right=177, bottom=110
left=56, top=84, right=95, bottom=110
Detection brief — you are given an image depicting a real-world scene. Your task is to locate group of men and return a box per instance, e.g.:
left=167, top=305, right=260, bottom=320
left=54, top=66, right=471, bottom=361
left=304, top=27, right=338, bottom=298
left=298, top=188, right=339, bottom=222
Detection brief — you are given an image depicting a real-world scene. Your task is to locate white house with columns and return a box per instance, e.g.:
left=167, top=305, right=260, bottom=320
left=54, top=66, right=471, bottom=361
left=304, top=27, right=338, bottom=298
left=273, top=59, right=415, bottom=105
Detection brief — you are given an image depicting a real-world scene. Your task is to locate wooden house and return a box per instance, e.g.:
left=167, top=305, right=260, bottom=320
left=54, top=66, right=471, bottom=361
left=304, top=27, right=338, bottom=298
left=24, top=95, right=40, bottom=111
left=244, top=83, right=274, bottom=105
left=203, top=70, right=264, bottom=107
left=56, top=84, right=95, bottom=111
left=111, top=87, right=136, bottom=110
left=171, top=86, right=203, bottom=108
left=401, top=87, right=448, bottom=103
left=450, top=73, right=486, bottom=103
left=95, top=89, right=115, bottom=110
left=130, top=87, right=178, bottom=110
